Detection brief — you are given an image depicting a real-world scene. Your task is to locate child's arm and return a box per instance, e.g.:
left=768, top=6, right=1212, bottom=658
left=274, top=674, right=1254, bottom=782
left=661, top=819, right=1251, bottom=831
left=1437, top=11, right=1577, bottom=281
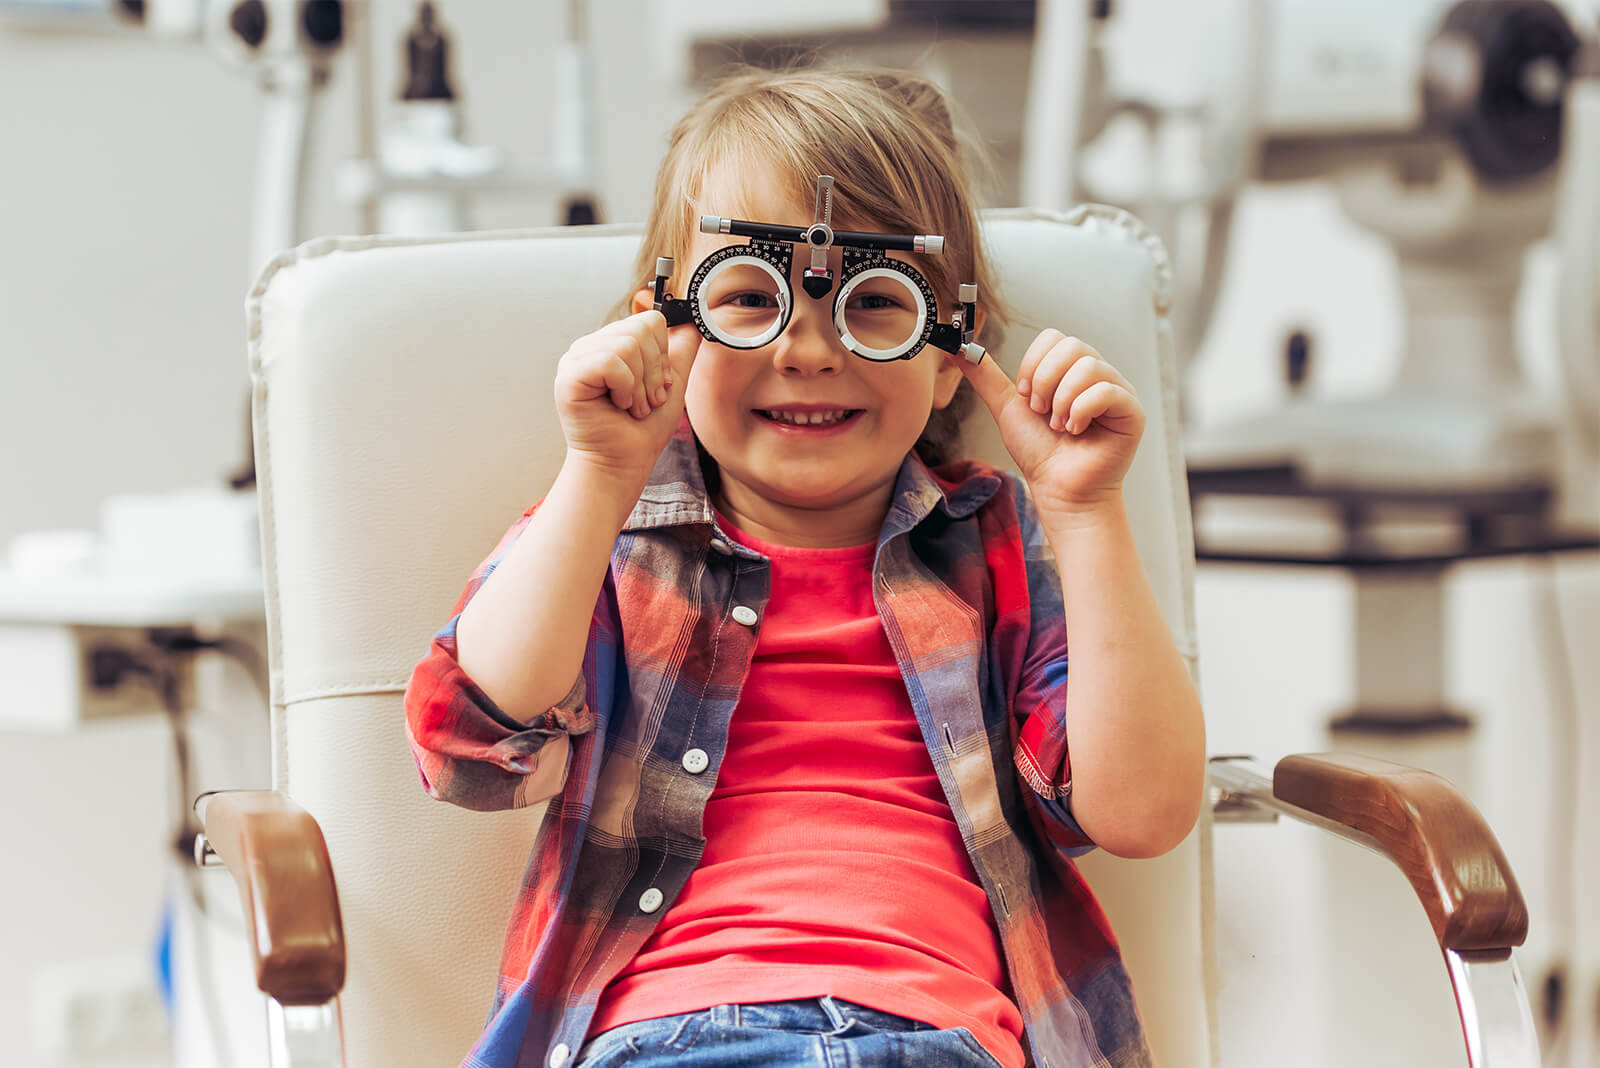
left=404, top=309, right=697, bottom=809
left=453, top=460, right=641, bottom=722
left=950, top=330, right=1205, bottom=859
left=1033, top=494, right=1204, bottom=858
left=403, top=462, right=638, bottom=813
left=455, top=308, right=698, bottom=722
left=404, top=510, right=587, bottom=812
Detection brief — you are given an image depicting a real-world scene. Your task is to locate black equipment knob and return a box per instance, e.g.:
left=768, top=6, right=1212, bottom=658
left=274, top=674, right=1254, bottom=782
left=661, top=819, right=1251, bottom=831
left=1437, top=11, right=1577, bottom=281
left=229, top=0, right=269, bottom=49
left=301, top=0, right=343, bottom=47
left=1423, top=0, right=1581, bottom=181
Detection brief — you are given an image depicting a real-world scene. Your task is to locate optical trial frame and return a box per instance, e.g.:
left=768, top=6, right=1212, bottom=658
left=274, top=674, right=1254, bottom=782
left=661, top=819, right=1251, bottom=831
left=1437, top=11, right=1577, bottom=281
left=651, top=175, right=988, bottom=364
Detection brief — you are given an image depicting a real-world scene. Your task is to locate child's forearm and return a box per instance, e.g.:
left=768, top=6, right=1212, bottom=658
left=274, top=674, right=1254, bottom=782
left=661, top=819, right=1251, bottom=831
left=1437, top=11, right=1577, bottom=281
left=1037, top=495, right=1206, bottom=858
left=454, top=458, right=641, bottom=724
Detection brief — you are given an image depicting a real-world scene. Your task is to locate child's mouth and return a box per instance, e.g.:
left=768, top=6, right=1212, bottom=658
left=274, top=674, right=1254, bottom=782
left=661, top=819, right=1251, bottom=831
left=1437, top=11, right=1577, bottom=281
left=754, top=409, right=863, bottom=431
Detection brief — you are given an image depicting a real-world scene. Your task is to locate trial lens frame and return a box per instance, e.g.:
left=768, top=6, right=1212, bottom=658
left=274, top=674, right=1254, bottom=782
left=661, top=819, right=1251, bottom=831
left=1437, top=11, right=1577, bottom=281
left=652, top=175, right=988, bottom=364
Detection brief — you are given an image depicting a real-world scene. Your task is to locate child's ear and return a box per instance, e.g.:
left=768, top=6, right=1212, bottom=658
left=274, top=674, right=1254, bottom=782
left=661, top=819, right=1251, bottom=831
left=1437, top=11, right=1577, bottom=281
left=630, top=286, right=654, bottom=315
left=932, top=354, right=964, bottom=409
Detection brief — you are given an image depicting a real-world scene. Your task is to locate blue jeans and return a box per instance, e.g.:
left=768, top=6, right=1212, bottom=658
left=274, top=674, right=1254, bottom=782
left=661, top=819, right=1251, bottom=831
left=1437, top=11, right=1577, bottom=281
left=573, top=996, right=1003, bottom=1067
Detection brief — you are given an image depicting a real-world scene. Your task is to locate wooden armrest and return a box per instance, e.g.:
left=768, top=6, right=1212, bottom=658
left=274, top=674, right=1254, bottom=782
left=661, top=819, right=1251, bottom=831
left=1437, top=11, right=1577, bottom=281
left=1273, top=753, right=1528, bottom=959
left=196, top=790, right=346, bottom=1005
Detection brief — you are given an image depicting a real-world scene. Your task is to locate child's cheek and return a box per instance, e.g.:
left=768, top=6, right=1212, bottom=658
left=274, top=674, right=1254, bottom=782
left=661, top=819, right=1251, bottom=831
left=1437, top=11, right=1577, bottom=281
left=681, top=352, right=719, bottom=430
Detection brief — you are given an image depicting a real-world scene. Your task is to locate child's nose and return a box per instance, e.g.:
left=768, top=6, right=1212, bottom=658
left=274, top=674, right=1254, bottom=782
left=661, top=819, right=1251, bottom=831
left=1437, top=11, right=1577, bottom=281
left=771, top=295, right=847, bottom=375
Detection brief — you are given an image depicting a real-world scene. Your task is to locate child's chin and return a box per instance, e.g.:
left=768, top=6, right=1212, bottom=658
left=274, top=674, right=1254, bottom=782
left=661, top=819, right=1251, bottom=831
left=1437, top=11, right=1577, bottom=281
left=759, top=474, right=878, bottom=510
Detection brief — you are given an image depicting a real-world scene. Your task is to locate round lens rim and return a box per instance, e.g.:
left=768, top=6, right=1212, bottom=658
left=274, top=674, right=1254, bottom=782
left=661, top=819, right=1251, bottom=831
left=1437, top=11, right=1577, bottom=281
left=691, top=249, right=792, bottom=350
left=833, top=263, right=931, bottom=361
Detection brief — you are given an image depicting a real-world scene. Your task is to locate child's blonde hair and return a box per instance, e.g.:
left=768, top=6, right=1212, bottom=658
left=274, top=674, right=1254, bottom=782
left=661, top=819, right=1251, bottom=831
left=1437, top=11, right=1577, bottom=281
left=623, top=65, right=1009, bottom=467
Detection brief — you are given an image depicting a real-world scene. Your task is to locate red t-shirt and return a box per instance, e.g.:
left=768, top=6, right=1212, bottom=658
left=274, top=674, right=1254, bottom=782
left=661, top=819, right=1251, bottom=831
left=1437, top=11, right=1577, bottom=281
left=589, top=515, right=1025, bottom=1068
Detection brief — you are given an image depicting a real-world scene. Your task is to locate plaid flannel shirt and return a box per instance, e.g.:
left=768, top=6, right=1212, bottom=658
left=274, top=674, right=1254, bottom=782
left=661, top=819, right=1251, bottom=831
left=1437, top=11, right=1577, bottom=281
left=405, top=427, right=1153, bottom=1068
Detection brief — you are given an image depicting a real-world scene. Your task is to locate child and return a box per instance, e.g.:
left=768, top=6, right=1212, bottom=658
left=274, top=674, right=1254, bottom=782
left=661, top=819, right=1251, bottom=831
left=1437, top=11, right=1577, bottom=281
left=405, top=67, right=1204, bottom=1068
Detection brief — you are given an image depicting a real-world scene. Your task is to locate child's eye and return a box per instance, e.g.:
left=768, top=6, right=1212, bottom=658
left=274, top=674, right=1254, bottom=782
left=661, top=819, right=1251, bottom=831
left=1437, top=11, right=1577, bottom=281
left=723, top=291, right=778, bottom=309
left=847, top=293, right=904, bottom=312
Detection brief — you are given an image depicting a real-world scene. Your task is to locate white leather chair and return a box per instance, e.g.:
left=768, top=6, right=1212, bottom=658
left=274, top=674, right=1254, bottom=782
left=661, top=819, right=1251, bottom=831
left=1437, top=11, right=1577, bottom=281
left=194, top=209, right=1539, bottom=1067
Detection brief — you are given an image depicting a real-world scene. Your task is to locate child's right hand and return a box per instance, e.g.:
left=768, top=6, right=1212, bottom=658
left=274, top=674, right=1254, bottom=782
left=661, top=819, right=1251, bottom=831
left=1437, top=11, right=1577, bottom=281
left=552, top=309, right=700, bottom=491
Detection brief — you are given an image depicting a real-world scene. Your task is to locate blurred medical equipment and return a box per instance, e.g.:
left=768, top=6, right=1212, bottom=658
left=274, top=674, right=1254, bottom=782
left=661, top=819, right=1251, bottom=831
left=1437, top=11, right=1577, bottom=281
left=1192, top=5, right=1595, bottom=534
left=202, top=0, right=599, bottom=270
left=344, top=1, right=505, bottom=235
left=1030, top=0, right=1598, bottom=535
left=336, top=1, right=601, bottom=235
left=0, top=0, right=172, bottom=32
left=200, top=0, right=343, bottom=271
left=202, top=0, right=604, bottom=486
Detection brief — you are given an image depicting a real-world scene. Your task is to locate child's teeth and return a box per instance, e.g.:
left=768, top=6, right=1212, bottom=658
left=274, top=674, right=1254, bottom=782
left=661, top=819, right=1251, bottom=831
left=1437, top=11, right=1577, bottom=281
left=765, top=409, right=850, bottom=425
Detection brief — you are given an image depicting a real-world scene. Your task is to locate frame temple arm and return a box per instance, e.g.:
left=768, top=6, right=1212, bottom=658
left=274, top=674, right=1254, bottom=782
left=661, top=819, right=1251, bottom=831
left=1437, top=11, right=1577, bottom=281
left=194, top=789, right=347, bottom=1005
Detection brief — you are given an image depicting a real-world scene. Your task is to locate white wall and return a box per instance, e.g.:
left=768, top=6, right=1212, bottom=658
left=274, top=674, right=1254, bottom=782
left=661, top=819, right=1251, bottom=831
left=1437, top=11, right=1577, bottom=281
left=1, top=1, right=1595, bottom=1066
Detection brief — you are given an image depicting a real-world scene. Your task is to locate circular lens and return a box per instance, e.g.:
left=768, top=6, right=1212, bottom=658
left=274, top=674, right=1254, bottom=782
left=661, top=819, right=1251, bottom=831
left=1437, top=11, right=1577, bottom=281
left=835, top=267, right=927, bottom=361
left=696, top=256, right=790, bottom=349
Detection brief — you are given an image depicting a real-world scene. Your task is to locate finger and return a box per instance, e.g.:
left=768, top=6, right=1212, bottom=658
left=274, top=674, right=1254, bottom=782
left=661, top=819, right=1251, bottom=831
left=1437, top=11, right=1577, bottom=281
left=1015, top=328, right=1066, bottom=399
left=638, top=315, right=669, bottom=407
left=946, top=345, right=1020, bottom=421
left=597, top=313, right=664, bottom=413
left=621, top=337, right=653, bottom=418
left=613, top=320, right=661, bottom=415
left=1026, top=337, right=1094, bottom=416
left=1067, top=380, right=1143, bottom=435
left=557, top=338, right=621, bottom=403
left=602, top=332, right=652, bottom=419
left=664, top=320, right=700, bottom=384
left=626, top=310, right=690, bottom=381
left=619, top=334, right=653, bottom=419
left=1050, top=355, right=1120, bottom=431
left=600, top=307, right=670, bottom=336
left=594, top=352, right=642, bottom=413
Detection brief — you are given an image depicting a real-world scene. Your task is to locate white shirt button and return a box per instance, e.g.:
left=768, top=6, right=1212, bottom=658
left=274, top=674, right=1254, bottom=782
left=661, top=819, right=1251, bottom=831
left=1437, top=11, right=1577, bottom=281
left=640, top=887, right=664, bottom=913
left=731, top=605, right=758, bottom=626
left=549, top=1043, right=571, bottom=1068
left=710, top=538, right=733, bottom=555
left=682, top=748, right=709, bottom=774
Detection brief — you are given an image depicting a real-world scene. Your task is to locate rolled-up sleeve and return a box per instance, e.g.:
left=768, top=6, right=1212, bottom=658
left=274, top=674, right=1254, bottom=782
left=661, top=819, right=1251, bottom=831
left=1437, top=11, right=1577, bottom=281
left=1000, top=472, right=1095, bottom=859
left=403, top=507, right=597, bottom=812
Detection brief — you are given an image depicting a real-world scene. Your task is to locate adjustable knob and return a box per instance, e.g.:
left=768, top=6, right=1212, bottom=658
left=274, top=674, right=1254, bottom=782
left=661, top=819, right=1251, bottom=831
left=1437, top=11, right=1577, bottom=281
left=1423, top=0, right=1581, bottom=180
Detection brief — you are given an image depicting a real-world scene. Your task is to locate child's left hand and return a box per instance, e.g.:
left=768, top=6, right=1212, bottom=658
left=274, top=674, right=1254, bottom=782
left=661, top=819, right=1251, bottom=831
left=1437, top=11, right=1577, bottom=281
left=949, top=328, right=1145, bottom=518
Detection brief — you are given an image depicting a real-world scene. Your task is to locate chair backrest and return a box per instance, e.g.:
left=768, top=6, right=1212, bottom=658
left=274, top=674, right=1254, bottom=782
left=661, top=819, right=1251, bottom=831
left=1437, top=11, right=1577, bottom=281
left=247, top=209, right=1211, bottom=1067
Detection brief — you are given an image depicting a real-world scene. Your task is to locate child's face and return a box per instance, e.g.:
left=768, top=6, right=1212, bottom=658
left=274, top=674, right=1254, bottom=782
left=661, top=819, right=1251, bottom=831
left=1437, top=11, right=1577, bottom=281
left=667, top=162, right=966, bottom=529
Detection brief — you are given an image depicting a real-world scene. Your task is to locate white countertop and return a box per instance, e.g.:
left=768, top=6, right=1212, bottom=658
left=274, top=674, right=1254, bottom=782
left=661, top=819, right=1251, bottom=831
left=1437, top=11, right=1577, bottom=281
left=0, top=569, right=265, bottom=628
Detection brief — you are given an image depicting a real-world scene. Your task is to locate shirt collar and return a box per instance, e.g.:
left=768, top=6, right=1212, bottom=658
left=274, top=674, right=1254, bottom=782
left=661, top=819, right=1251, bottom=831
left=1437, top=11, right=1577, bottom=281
left=622, top=420, right=1004, bottom=537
